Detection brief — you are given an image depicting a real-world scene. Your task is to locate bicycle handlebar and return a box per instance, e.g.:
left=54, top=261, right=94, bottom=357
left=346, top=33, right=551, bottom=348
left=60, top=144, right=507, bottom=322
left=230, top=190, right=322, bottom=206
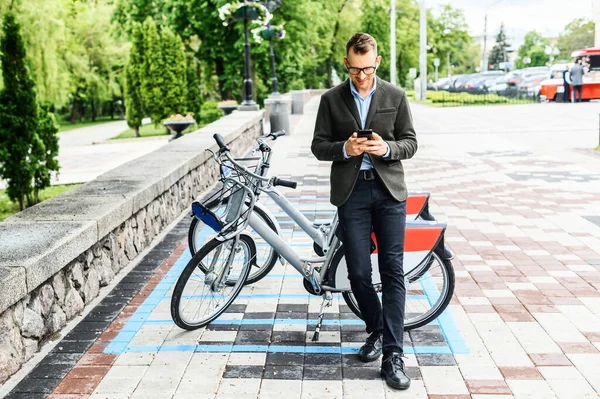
left=269, top=130, right=286, bottom=139
left=213, top=133, right=229, bottom=153
left=272, top=177, right=297, bottom=189
left=213, top=132, right=297, bottom=190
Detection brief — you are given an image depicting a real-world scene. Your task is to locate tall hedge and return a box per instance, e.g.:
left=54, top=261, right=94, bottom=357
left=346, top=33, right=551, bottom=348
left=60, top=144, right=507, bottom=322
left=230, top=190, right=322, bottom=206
left=160, top=26, right=187, bottom=118
left=186, top=55, right=202, bottom=120
left=125, top=23, right=145, bottom=137
left=0, top=13, right=44, bottom=210
left=140, top=17, right=164, bottom=126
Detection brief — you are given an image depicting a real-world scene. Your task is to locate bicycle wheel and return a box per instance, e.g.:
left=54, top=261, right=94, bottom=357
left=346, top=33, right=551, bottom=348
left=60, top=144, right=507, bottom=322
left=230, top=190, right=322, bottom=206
left=188, top=199, right=279, bottom=285
left=171, top=234, right=256, bottom=330
left=341, top=246, right=455, bottom=331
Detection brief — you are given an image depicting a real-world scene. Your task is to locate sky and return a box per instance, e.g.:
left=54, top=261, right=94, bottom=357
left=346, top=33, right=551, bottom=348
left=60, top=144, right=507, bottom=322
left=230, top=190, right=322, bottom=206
left=427, top=0, right=596, bottom=49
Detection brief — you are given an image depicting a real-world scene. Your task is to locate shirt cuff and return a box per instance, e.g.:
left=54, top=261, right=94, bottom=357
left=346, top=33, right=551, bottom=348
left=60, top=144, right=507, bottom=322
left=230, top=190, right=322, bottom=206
left=342, top=141, right=351, bottom=159
left=382, top=143, right=391, bottom=159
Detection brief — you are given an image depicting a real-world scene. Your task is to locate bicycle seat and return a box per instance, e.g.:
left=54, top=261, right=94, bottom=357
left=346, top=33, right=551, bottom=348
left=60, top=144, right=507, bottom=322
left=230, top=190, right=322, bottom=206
left=312, top=222, right=331, bottom=228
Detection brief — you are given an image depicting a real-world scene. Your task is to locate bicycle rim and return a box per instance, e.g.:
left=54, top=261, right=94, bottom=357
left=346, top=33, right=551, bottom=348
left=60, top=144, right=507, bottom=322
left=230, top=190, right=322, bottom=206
left=173, top=235, right=254, bottom=329
left=342, top=249, right=454, bottom=330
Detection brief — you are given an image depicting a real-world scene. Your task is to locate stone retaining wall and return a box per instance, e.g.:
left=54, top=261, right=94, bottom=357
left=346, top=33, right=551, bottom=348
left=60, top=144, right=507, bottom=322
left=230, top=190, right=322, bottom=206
left=0, top=111, right=264, bottom=383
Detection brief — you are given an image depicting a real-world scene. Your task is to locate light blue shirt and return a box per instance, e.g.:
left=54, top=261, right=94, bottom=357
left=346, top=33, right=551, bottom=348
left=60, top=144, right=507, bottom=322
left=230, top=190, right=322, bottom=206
left=342, top=79, right=390, bottom=169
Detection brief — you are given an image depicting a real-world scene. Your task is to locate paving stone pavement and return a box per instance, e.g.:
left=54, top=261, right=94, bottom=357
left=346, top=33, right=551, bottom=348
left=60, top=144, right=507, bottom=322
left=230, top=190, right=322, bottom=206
left=3, top=96, right=600, bottom=399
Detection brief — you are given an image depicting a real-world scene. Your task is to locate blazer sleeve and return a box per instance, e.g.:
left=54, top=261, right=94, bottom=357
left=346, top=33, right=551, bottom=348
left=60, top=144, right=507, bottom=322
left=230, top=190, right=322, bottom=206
left=384, top=91, right=418, bottom=161
left=311, top=94, right=347, bottom=162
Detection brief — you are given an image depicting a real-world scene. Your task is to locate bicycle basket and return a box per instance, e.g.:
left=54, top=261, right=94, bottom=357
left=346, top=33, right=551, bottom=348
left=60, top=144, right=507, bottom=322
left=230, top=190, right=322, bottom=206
left=191, top=201, right=224, bottom=232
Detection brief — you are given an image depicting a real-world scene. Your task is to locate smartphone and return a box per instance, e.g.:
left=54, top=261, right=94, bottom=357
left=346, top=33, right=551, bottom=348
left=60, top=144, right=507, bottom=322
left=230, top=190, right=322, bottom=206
left=356, top=129, right=373, bottom=140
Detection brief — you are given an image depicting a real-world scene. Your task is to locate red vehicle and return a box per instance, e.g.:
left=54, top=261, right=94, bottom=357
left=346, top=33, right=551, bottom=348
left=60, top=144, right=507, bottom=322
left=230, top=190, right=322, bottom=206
left=540, top=47, right=600, bottom=101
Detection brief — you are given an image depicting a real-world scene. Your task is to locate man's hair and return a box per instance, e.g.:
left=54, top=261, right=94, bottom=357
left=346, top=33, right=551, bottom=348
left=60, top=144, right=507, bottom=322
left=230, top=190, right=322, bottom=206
left=346, top=33, right=377, bottom=56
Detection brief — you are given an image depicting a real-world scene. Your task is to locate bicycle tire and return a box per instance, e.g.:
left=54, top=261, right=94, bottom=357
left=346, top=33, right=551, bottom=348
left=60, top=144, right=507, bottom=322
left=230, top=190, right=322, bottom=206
left=188, top=199, right=279, bottom=285
left=340, top=245, right=455, bottom=331
left=171, top=234, right=255, bottom=330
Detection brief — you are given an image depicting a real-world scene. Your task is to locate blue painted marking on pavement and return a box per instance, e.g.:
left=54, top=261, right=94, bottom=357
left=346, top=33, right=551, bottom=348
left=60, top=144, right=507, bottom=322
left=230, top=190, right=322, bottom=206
left=104, top=218, right=469, bottom=356
left=420, top=271, right=469, bottom=354
left=111, top=344, right=454, bottom=355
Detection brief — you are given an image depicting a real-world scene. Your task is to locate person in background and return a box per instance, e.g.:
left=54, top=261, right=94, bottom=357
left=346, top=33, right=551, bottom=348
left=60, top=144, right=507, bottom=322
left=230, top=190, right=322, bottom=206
left=570, top=59, right=585, bottom=103
left=562, top=65, right=571, bottom=103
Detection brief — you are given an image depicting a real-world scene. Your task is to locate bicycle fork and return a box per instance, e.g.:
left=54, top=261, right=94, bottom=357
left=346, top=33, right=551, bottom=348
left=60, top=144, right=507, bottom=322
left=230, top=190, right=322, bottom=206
left=311, top=291, right=333, bottom=342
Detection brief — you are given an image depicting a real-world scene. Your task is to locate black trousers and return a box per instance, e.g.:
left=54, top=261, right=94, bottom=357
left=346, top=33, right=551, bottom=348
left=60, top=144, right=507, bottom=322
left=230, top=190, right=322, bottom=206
left=574, top=85, right=583, bottom=102
left=338, top=172, right=407, bottom=357
left=563, top=84, right=570, bottom=102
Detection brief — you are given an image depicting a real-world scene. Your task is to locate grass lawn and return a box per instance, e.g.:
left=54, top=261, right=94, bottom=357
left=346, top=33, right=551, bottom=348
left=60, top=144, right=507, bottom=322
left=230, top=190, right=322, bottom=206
left=596, top=145, right=600, bottom=152
left=58, top=116, right=117, bottom=133
left=112, top=122, right=199, bottom=140
left=0, top=183, right=82, bottom=222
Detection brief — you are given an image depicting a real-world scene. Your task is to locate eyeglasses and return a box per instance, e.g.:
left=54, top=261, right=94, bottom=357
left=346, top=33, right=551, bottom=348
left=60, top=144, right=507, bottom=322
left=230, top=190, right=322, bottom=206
left=346, top=65, right=378, bottom=76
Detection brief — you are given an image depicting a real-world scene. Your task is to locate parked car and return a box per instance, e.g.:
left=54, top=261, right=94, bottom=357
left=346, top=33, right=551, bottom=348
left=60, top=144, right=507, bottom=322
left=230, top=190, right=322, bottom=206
left=449, top=74, right=472, bottom=92
left=517, top=73, right=547, bottom=96
left=428, top=77, right=451, bottom=91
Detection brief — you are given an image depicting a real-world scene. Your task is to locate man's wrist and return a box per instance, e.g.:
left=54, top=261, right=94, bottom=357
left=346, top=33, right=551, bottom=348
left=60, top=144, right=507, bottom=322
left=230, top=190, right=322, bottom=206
left=381, top=142, right=391, bottom=158
left=342, top=141, right=351, bottom=159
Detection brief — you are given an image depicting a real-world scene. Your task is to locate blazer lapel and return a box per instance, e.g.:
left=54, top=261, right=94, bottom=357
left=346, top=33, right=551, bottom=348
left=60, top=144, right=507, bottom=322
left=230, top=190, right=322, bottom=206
left=365, top=77, right=385, bottom=130
left=341, top=79, right=362, bottom=128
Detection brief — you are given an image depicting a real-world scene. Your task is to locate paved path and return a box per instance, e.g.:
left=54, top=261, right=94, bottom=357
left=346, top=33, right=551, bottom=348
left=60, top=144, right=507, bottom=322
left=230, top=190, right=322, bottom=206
left=56, top=120, right=169, bottom=185
left=3, top=97, right=600, bottom=398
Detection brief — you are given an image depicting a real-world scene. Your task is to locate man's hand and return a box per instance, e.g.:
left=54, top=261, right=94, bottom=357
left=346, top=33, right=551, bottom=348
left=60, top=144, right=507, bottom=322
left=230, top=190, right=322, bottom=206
left=360, top=132, right=389, bottom=157
left=345, top=133, right=367, bottom=156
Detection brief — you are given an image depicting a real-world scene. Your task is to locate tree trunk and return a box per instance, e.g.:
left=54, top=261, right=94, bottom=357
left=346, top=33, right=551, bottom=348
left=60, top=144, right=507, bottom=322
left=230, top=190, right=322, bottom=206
left=326, top=0, right=349, bottom=88
left=70, top=94, right=79, bottom=124
left=19, top=192, right=24, bottom=211
left=215, top=58, right=231, bottom=100
left=90, top=98, right=96, bottom=122
left=110, top=99, right=114, bottom=120
left=34, top=187, right=39, bottom=205
left=134, top=125, right=140, bottom=138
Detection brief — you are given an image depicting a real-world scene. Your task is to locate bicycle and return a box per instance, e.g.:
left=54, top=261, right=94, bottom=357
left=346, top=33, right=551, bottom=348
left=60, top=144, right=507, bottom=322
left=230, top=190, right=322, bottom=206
left=171, top=133, right=455, bottom=339
left=187, top=130, right=286, bottom=285
left=187, top=131, right=450, bottom=286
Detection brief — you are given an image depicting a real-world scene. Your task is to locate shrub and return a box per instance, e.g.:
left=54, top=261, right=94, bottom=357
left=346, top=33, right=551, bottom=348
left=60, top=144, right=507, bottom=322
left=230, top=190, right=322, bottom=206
left=199, top=101, right=224, bottom=125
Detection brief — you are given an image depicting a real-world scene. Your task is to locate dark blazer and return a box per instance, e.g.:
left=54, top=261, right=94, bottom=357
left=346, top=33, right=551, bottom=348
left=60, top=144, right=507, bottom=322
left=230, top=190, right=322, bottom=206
left=311, top=77, right=418, bottom=206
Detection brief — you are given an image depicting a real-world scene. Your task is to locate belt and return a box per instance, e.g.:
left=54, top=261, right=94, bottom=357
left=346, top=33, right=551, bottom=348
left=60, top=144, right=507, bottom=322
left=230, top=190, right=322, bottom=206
left=358, top=169, right=377, bottom=181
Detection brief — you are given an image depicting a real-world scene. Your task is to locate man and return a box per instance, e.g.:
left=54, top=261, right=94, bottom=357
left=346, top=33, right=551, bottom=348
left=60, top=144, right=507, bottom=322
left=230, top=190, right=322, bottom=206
left=570, top=59, right=585, bottom=103
left=562, top=65, right=571, bottom=103
left=311, top=33, right=417, bottom=390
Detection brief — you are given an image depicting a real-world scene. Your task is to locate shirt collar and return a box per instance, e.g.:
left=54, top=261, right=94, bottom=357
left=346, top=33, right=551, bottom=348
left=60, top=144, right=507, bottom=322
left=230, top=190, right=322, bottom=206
left=349, top=78, right=377, bottom=100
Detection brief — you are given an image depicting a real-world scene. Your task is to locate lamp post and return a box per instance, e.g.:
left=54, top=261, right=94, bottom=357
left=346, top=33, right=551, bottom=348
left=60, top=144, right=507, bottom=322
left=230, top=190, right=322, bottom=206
left=390, top=0, right=397, bottom=86
left=482, top=0, right=505, bottom=71
left=418, top=0, right=427, bottom=100
left=263, top=0, right=282, bottom=95
left=240, top=3, right=257, bottom=109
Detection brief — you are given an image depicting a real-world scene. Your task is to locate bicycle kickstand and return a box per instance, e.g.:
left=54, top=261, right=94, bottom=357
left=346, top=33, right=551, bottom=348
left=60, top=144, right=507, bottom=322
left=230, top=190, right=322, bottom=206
left=312, top=291, right=333, bottom=342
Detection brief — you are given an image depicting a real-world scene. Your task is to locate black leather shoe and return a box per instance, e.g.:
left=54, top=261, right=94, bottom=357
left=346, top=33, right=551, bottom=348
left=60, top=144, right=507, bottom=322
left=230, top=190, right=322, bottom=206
left=358, top=332, right=382, bottom=362
left=381, top=352, right=411, bottom=390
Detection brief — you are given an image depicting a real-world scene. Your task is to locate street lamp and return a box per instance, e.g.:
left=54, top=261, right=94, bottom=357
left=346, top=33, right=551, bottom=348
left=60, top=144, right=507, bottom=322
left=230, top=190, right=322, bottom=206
left=239, top=1, right=258, bottom=110
left=482, top=0, right=505, bottom=71
left=263, top=0, right=282, bottom=95
left=418, top=0, right=427, bottom=100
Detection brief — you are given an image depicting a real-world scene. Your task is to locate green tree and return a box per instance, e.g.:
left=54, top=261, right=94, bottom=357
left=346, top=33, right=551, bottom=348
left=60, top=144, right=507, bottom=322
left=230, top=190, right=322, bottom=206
left=430, top=4, right=475, bottom=78
left=30, top=108, right=60, bottom=205
left=515, top=31, right=549, bottom=69
left=186, top=55, right=202, bottom=119
left=0, top=13, right=41, bottom=210
left=557, top=18, right=595, bottom=59
left=488, top=23, right=512, bottom=70
left=125, top=23, right=145, bottom=137
left=141, top=17, right=164, bottom=126
left=160, top=26, right=188, bottom=118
